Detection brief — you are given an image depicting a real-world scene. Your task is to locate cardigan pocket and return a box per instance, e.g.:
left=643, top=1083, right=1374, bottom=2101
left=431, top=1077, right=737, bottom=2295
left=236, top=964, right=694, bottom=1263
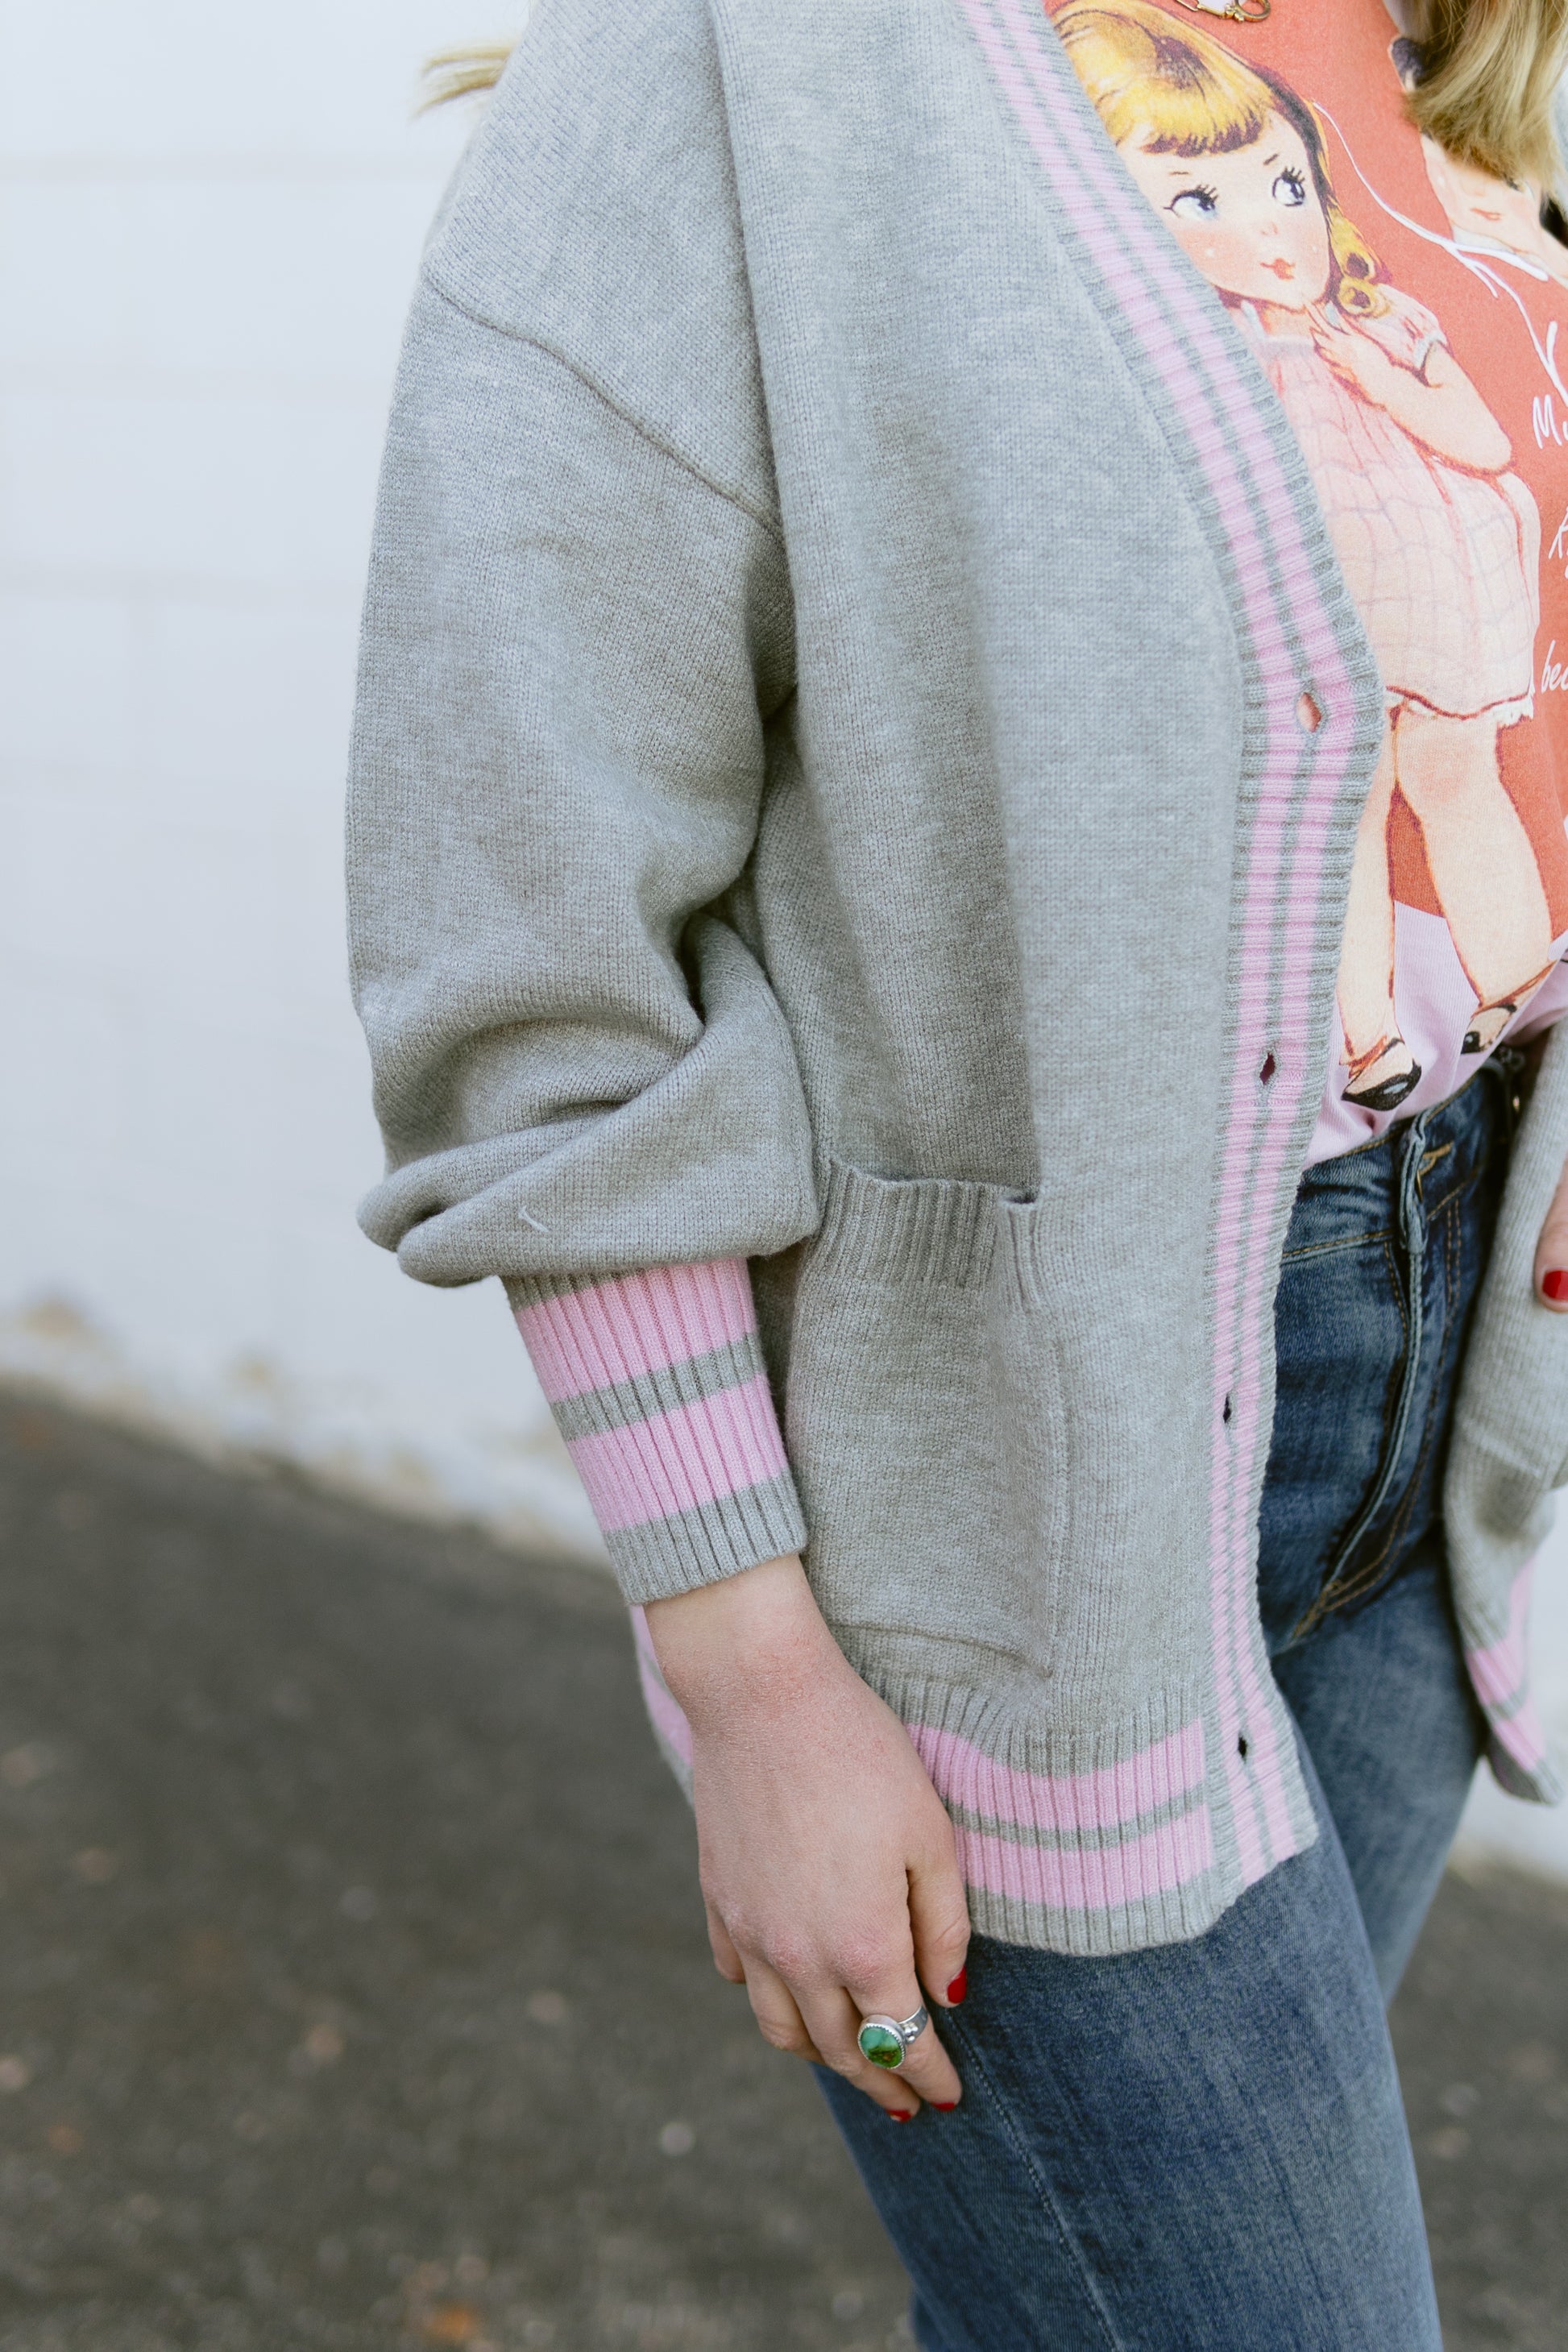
left=782, top=1162, right=1068, bottom=1660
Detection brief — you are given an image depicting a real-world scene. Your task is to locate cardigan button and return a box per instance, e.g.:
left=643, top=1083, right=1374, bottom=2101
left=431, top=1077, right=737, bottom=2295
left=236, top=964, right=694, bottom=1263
left=1296, top=691, right=1323, bottom=733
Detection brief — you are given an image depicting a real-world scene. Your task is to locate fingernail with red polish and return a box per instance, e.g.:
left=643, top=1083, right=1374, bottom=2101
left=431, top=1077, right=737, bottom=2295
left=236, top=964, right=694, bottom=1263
left=888, top=2109, right=916, bottom=2123
left=1544, top=1269, right=1568, bottom=1300
left=946, top=1969, right=968, bottom=2005
left=933, top=2101, right=959, bottom=2112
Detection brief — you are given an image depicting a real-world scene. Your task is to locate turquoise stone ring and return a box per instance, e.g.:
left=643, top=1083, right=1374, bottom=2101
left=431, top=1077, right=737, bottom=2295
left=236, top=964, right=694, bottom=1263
left=856, top=2005, right=930, bottom=2070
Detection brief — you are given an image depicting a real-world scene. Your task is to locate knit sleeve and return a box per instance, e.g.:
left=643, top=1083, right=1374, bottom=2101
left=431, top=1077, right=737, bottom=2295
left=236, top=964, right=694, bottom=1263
left=509, top=1259, right=804, bottom=1599
left=348, top=299, right=818, bottom=1603
left=346, top=0, right=820, bottom=1603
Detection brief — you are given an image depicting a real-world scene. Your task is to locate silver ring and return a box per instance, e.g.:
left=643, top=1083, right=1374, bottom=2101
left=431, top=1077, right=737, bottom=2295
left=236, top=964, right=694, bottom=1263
left=857, top=2005, right=930, bottom=2071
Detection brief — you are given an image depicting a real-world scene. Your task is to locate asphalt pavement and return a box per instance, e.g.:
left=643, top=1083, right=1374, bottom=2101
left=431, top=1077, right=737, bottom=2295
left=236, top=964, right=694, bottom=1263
left=0, top=1396, right=1562, bottom=2351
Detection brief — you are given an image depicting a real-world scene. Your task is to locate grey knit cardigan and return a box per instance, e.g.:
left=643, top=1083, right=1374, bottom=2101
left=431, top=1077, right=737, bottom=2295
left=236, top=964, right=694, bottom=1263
left=349, top=0, right=1568, bottom=1954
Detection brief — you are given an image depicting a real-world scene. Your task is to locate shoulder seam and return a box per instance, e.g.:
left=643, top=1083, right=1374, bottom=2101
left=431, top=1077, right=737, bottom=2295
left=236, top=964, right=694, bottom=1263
left=421, top=268, right=786, bottom=549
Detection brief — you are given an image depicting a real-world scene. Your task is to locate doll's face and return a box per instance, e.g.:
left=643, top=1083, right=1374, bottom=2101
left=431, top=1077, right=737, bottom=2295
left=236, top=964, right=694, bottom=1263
left=1422, top=137, right=1543, bottom=254
left=1120, top=110, right=1332, bottom=311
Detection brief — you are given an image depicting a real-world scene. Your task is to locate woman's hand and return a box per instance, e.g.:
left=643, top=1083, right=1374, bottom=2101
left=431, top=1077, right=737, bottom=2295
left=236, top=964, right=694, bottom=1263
left=1535, top=1146, right=1568, bottom=1309
left=645, top=1554, right=969, bottom=2120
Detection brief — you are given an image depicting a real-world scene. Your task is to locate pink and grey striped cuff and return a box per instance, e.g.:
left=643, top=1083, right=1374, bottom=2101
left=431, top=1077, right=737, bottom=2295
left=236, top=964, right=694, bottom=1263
left=1465, top=1558, right=1562, bottom=1801
left=508, top=1258, right=807, bottom=1603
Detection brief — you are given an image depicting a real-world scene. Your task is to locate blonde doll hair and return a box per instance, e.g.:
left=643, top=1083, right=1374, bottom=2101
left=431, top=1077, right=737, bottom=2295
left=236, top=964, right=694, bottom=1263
left=1057, top=0, right=1388, bottom=316
left=425, top=0, right=1567, bottom=204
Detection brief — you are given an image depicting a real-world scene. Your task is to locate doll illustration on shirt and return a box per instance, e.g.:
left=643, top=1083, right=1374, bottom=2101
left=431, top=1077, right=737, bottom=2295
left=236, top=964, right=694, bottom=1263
left=1057, top=0, right=1554, bottom=1108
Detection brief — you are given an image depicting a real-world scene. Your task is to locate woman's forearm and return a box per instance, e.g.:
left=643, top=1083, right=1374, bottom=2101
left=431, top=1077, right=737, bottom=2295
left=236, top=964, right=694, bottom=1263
left=646, top=1551, right=971, bottom=2121
left=644, top=1553, right=834, bottom=1725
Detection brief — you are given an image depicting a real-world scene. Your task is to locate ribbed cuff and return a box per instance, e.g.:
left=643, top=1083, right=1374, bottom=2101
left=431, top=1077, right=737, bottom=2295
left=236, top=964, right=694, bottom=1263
left=1444, top=1431, right=1563, bottom=1806
left=508, top=1259, right=807, bottom=1603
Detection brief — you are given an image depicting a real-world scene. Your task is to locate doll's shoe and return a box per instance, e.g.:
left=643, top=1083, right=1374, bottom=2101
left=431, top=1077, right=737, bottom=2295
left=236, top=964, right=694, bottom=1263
left=1462, top=963, right=1558, bottom=1056
left=1342, top=1036, right=1421, bottom=1110
left=1461, top=1002, right=1516, bottom=1056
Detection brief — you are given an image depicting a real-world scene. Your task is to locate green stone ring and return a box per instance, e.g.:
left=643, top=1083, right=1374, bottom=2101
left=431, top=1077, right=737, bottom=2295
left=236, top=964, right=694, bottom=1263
left=857, top=2005, right=930, bottom=2070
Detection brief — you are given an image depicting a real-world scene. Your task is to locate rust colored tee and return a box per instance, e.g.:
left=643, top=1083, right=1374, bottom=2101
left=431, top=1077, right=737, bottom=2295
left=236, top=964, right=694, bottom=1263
left=1051, top=0, right=1568, bottom=1159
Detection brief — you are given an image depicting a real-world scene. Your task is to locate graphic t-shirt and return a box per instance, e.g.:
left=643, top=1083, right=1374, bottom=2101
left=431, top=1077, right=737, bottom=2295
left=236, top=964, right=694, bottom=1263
left=1051, top=0, right=1568, bottom=1161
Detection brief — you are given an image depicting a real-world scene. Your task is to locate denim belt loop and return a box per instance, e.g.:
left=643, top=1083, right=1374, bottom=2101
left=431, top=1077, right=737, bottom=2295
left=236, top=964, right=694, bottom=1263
left=1318, top=1102, right=1437, bottom=1595
left=1483, top=1042, right=1529, bottom=1151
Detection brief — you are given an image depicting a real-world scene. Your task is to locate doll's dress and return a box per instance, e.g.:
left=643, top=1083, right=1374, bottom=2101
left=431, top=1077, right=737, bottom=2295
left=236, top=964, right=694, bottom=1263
left=1241, top=287, right=1540, bottom=723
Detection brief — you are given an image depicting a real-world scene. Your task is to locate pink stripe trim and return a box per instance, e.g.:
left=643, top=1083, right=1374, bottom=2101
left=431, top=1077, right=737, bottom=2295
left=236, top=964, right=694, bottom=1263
left=957, top=0, right=1367, bottom=1882
left=515, top=1259, right=757, bottom=1403
left=566, top=1372, right=787, bottom=1533
left=910, top=1719, right=1205, bottom=1834
left=955, top=1808, right=1216, bottom=1911
left=1465, top=1559, right=1548, bottom=1767
left=1464, top=1557, right=1535, bottom=1710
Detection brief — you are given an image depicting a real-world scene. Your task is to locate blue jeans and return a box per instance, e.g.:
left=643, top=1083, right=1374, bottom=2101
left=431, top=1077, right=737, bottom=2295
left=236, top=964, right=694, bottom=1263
left=820, top=1067, right=1510, bottom=2349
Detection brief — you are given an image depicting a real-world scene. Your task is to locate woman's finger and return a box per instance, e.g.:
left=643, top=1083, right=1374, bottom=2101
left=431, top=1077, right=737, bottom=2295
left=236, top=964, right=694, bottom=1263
left=1533, top=1147, right=1568, bottom=1309
left=740, top=1956, right=828, bottom=2068
left=828, top=1953, right=963, bottom=2109
left=706, top=1902, right=745, bottom=1984
left=794, top=1980, right=937, bottom=2118
left=908, top=1835, right=972, bottom=2016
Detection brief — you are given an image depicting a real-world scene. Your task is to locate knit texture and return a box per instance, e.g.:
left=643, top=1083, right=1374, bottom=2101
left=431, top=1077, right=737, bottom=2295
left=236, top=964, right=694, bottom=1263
left=349, top=0, right=1568, bottom=1952
left=508, top=1260, right=805, bottom=1599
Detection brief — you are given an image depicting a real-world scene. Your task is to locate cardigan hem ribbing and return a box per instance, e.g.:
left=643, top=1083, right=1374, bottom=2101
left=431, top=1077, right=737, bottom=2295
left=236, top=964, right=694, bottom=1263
left=633, top=1633, right=1321, bottom=1956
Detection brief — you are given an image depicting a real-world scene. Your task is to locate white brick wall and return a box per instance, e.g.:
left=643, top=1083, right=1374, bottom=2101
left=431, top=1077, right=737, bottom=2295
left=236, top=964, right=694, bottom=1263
left=0, top=0, right=598, bottom=1558
left=2, top=0, right=1562, bottom=1871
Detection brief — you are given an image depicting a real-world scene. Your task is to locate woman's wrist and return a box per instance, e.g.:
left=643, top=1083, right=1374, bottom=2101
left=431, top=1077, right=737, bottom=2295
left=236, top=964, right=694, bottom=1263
left=644, top=1553, right=841, bottom=1729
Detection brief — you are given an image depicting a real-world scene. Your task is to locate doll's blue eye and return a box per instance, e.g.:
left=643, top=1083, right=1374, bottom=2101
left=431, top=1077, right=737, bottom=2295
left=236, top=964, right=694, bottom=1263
left=1274, top=168, right=1308, bottom=207
left=1170, top=182, right=1220, bottom=219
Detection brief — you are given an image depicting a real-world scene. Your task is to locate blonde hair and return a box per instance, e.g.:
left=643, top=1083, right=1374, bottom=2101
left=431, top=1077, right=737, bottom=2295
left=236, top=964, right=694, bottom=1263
left=1407, top=0, right=1568, bottom=188
left=1057, top=0, right=1388, bottom=314
left=417, top=39, right=516, bottom=111
left=424, top=0, right=1567, bottom=193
